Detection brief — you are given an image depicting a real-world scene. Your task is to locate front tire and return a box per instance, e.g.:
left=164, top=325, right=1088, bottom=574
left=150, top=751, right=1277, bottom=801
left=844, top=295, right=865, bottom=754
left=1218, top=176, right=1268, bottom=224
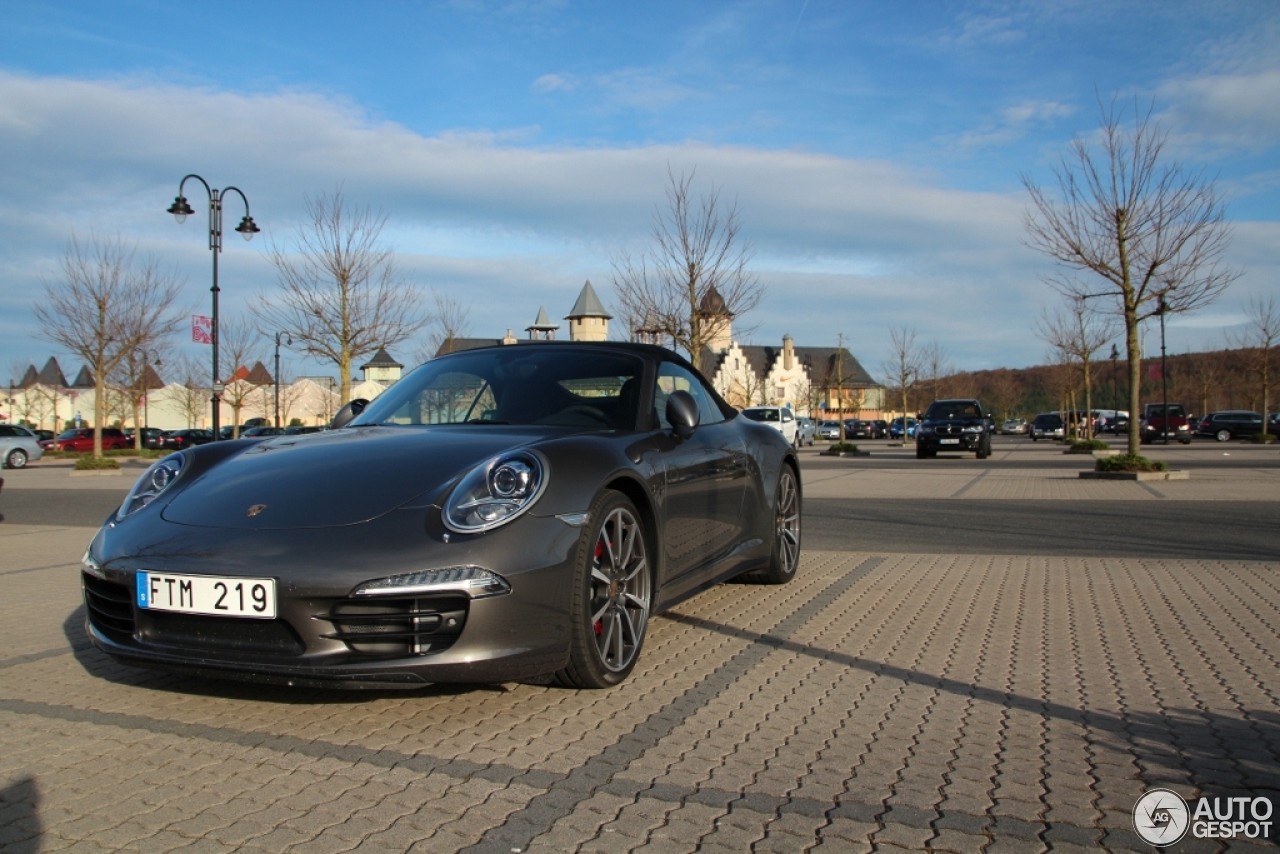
left=556, top=491, right=652, bottom=689
left=6, top=449, right=28, bottom=469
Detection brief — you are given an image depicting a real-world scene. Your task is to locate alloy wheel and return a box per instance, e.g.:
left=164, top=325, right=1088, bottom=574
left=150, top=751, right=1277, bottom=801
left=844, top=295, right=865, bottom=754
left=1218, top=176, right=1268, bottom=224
left=589, top=506, right=651, bottom=673
left=775, top=470, right=800, bottom=575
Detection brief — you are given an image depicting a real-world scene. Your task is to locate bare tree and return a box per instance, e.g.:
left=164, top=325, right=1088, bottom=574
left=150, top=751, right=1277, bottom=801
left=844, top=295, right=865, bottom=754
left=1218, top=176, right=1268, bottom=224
left=881, top=327, right=923, bottom=434
left=418, top=290, right=473, bottom=361
left=35, top=235, right=184, bottom=457
left=1023, top=96, right=1239, bottom=454
left=1229, top=296, right=1280, bottom=435
left=1036, top=299, right=1116, bottom=439
left=979, top=370, right=1024, bottom=425
left=165, top=354, right=209, bottom=429
left=217, top=319, right=264, bottom=437
left=259, top=189, right=431, bottom=403
left=611, top=168, right=761, bottom=371
left=920, top=341, right=952, bottom=402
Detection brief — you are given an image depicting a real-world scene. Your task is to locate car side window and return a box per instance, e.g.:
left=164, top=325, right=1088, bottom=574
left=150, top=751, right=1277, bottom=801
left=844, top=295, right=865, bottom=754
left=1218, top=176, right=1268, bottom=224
left=655, top=362, right=725, bottom=429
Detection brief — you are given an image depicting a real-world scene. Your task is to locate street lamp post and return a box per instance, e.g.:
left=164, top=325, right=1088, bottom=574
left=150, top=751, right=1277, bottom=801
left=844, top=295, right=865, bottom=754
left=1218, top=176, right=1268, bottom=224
left=273, top=331, right=292, bottom=429
left=133, top=348, right=161, bottom=449
left=168, top=175, right=260, bottom=440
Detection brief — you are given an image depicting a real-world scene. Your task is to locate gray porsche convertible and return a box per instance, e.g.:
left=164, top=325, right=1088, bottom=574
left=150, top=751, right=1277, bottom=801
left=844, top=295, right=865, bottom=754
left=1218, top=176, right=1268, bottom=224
left=82, top=342, right=801, bottom=689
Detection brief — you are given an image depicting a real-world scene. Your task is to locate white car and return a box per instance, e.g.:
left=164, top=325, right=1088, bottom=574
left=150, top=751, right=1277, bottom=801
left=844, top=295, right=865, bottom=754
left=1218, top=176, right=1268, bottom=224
left=740, top=406, right=800, bottom=446
left=1, top=424, right=45, bottom=469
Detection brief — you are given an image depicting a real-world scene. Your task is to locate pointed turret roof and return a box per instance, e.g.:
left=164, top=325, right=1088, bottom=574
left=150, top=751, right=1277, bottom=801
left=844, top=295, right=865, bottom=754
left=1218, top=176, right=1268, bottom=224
left=18, top=365, right=39, bottom=389
left=140, top=364, right=164, bottom=390
left=361, top=347, right=403, bottom=370
left=565, top=280, right=612, bottom=320
left=70, top=366, right=96, bottom=390
left=245, top=361, right=275, bottom=385
left=37, top=357, right=69, bottom=388
left=527, top=306, right=559, bottom=332
left=698, top=285, right=730, bottom=318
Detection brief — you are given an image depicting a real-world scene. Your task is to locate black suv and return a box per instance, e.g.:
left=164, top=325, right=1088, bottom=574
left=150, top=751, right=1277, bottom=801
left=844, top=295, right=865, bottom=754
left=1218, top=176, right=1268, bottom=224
left=915, top=399, right=992, bottom=459
left=1197, top=410, right=1264, bottom=442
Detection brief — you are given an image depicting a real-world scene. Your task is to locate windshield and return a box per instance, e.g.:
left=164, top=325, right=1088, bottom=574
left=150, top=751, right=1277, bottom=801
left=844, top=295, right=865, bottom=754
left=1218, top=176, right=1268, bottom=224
left=742, top=409, right=780, bottom=422
left=925, top=401, right=981, bottom=420
left=352, top=347, right=645, bottom=430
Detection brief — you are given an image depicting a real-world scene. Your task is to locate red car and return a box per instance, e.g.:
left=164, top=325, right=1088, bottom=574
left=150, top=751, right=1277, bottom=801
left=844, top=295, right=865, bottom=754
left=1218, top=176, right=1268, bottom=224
left=55, top=427, right=129, bottom=452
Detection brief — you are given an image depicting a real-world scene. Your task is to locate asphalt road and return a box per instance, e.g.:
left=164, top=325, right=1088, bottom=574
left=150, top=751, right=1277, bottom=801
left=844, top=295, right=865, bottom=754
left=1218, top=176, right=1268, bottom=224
left=0, top=487, right=122, bottom=528
left=5, top=476, right=1278, bottom=561
left=804, top=497, right=1280, bottom=561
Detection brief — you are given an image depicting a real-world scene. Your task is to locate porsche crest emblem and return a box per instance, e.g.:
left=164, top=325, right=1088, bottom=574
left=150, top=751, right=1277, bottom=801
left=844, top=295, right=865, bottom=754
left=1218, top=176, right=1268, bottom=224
left=246, top=504, right=267, bottom=518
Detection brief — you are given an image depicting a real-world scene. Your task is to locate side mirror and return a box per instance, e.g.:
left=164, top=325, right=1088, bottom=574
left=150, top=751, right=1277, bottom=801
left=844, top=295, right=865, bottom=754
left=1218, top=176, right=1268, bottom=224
left=331, top=398, right=369, bottom=430
left=666, top=390, right=700, bottom=440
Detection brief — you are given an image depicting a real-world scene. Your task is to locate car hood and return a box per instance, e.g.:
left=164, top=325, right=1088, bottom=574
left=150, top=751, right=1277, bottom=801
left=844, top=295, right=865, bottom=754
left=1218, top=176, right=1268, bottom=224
left=160, top=425, right=559, bottom=530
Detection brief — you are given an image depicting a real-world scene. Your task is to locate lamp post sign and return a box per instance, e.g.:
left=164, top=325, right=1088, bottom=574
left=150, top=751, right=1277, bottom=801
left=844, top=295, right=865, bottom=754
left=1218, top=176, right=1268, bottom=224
left=168, top=176, right=260, bottom=439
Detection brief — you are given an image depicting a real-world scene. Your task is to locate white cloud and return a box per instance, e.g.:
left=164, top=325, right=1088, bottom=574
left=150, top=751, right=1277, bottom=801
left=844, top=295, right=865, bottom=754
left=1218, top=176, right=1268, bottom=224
left=2, top=70, right=1257, bottom=377
left=1160, top=68, right=1280, bottom=152
left=531, top=73, right=576, bottom=94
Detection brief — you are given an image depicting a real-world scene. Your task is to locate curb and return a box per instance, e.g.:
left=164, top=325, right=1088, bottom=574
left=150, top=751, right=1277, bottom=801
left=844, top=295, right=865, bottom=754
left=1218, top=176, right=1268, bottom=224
left=1078, top=470, right=1190, bottom=481
left=69, top=469, right=123, bottom=477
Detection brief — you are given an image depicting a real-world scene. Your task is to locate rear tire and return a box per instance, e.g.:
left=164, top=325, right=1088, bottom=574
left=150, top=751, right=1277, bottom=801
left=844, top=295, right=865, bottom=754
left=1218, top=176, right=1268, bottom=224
left=1216, top=429, right=1231, bottom=442
left=555, top=491, right=652, bottom=689
left=5, top=449, right=27, bottom=469
left=742, top=465, right=801, bottom=585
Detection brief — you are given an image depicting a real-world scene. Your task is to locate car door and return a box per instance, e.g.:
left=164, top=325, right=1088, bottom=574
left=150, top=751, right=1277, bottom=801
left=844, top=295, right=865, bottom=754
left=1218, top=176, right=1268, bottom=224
left=653, top=361, right=749, bottom=582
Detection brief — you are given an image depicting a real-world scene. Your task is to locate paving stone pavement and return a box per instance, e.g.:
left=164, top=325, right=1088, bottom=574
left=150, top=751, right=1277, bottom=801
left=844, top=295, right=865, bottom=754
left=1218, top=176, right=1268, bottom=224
left=2, top=511, right=1278, bottom=853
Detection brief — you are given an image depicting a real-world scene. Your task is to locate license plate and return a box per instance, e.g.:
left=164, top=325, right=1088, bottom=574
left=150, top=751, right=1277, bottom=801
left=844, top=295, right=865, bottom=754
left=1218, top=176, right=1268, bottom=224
left=940, top=438, right=960, bottom=445
left=137, top=572, right=277, bottom=619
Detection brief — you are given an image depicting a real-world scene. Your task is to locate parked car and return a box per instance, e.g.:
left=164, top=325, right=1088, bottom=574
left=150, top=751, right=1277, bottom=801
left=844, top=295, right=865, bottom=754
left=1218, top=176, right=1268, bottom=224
left=159, top=429, right=214, bottom=451
left=847, top=420, right=876, bottom=440
left=56, top=427, right=129, bottom=452
left=817, top=420, right=843, bottom=441
left=241, top=426, right=289, bottom=439
left=915, top=399, right=993, bottom=459
left=794, top=417, right=816, bottom=447
left=1001, top=418, right=1028, bottom=435
left=0, top=424, right=45, bottom=469
left=868, top=419, right=888, bottom=439
left=1029, top=413, right=1064, bottom=441
left=1196, top=411, right=1265, bottom=442
left=1140, top=402, right=1192, bottom=444
left=888, top=417, right=918, bottom=439
left=81, top=342, right=801, bottom=690
left=740, top=406, right=800, bottom=446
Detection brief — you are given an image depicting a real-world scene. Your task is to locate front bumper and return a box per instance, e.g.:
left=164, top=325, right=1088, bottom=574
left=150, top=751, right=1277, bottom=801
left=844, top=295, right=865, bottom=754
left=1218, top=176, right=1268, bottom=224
left=82, top=507, right=583, bottom=688
left=916, top=432, right=985, bottom=453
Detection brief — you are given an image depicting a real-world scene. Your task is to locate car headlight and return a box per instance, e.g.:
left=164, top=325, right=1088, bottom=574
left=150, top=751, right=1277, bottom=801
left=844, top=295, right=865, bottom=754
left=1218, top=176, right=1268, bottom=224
left=917, top=426, right=934, bottom=436
left=117, top=454, right=186, bottom=520
left=443, top=451, right=546, bottom=534
left=962, top=426, right=983, bottom=433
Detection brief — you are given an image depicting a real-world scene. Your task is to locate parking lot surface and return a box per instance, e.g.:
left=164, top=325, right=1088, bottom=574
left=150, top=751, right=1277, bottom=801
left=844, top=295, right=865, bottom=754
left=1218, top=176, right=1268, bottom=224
left=1, top=440, right=1278, bottom=852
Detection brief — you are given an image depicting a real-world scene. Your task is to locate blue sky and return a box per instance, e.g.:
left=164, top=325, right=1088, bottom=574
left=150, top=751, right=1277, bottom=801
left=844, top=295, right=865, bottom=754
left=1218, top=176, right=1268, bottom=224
left=1, top=0, right=1277, bottom=387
